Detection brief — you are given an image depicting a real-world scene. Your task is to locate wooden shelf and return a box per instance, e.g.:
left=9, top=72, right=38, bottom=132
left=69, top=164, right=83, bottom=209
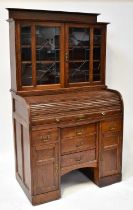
left=36, top=45, right=60, bottom=49
left=22, top=60, right=60, bottom=64
left=22, top=60, right=100, bottom=64
left=93, top=60, right=100, bottom=62
left=68, top=59, right=100, bottom=63
left=94, top=45, right=101, bottom=48
left=69, top=60, right=89, bottom=63
left=21, top=45, right=100, bottom=49
left=36, top=61, right=60, bottom=64
left=21, top=45, right=31, bottom=48
left=22, top=61, right=32, bottom=64
left=69, top=46, right=90, bottom=49
left=21, top=45, right=60, bottom=50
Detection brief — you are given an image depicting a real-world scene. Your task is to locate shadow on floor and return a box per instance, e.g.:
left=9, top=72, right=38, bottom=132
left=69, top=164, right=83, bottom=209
left=61, top=170, right=93, bottom=196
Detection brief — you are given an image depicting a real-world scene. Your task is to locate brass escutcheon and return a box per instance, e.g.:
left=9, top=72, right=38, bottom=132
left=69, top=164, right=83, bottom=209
left=41, top=134, right=50, bottom=141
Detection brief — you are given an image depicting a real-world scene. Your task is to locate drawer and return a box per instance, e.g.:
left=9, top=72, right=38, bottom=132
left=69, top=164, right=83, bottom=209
left=102, top=133, right=120, bottom=148
left=101, top=118, right=122, bottom=133
left=61, top=149, right=96, bottom=168
left=33, top=144, right=57, bottom=162
left=61, top=123, right=96, bottom=140
left=32, top=128, right=58, bottom=146
left=61, top=134, right=96, bottom=154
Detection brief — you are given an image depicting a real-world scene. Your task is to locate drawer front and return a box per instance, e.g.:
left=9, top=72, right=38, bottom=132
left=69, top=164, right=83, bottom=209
left=101, top=118, right=122, bottom=133
left=61, top=123, right=96, bottom=140
left=32, top=143, right=59, bottom=195
left=33, top=144, right=56, bottom=161
left=61, top=134, right=96, bottom=154
left=61, top=149, right=96, bottom=168
left=102, top=133, right=120, bottom=148
left=32, top=128, right=58, bottom=146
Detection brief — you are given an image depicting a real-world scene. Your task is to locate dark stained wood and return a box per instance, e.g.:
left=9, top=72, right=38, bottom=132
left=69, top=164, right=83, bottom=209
left=15, top=121, right=23, bottom=178
left=9, top=8, right=123, bottom=205
left=32, top=128, right=58, bottom=146
left=101, top=118, right=122, bottom=132
left=16, top=173, right=60, bottom=205
left=8, top=10, right=108, bottom=93
left=8, top=8, right=99, bottom=23
left=23, top=126, right=31, bottom=191
left=61, top=134, right=96, bottom=155
left=32, top=143, right=59, bottom=195
left=61, top=123, right=96, bottom=140
left=61, top=149, right=96, bottom=168
left=16, top=85, right=107, bottom=96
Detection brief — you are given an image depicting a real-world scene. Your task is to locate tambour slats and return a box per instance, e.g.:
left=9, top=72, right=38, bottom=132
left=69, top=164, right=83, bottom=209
left=24, top=90, right=122, bottom=123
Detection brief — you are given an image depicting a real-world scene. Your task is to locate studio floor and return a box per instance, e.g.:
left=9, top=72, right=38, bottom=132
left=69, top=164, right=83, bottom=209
left=0, top=153, right=133, bottom=210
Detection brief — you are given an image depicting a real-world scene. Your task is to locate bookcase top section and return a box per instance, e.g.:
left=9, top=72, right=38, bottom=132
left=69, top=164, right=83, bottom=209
left=7, top=8, right=100, bottom=23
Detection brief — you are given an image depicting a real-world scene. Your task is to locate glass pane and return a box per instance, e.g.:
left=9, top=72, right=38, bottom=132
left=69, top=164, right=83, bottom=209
left=21, top=47, right=31, bottom=61
left=36, top=63, right=60, bottom=85
left=21, top=63, right=32, bottom=86
left=36, top=26, right=60, bottom=85
left=69, top=61, right=89, bottom=83
left=69, top=27, right=90, bottom=83
left=93, top=28, right=102, bottom=81
left=21, top=25, right=32, bottom=86
left=21, top=26, right=31, bottom=45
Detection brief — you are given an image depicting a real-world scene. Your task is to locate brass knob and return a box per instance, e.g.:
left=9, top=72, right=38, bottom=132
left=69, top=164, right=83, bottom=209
left=55, top=118, right=60, bottom=122
left=101, top=112, right=106, bottom=116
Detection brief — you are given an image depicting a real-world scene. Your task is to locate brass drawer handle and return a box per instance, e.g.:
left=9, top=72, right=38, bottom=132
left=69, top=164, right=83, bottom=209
left=76, top=131, right=83, bottom=136
left=76, top=141, right=84, bottom=147
left=40, top=134, right=50, bottom=141
left=76, top=128, right=84, bottom=135
left=75, top=157, right=81, bottom=162
left=109, top=127, right=116, bottom=131
left=77, top=114, right=86, bottom=121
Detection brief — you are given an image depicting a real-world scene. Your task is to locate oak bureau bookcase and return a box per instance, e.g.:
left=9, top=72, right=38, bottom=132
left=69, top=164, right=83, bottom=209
left=8, top=8, right=124, bottom=205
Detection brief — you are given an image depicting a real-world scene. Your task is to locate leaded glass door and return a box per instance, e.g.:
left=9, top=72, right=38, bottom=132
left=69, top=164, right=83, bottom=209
left=20, top=23, right=64, bottom=89
left=65, top=24, right=104, bottom=86
left=36, top=26, right=60, bottom=85
left=19, top=22, right=104, bottom=90
left=93, top=28, right=102, bottom=82
left=66, top=25, right=90, bottom=85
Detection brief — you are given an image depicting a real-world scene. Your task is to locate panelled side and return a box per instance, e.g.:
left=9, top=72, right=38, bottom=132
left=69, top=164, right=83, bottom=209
left=12, top=94, right=32, bottom=194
